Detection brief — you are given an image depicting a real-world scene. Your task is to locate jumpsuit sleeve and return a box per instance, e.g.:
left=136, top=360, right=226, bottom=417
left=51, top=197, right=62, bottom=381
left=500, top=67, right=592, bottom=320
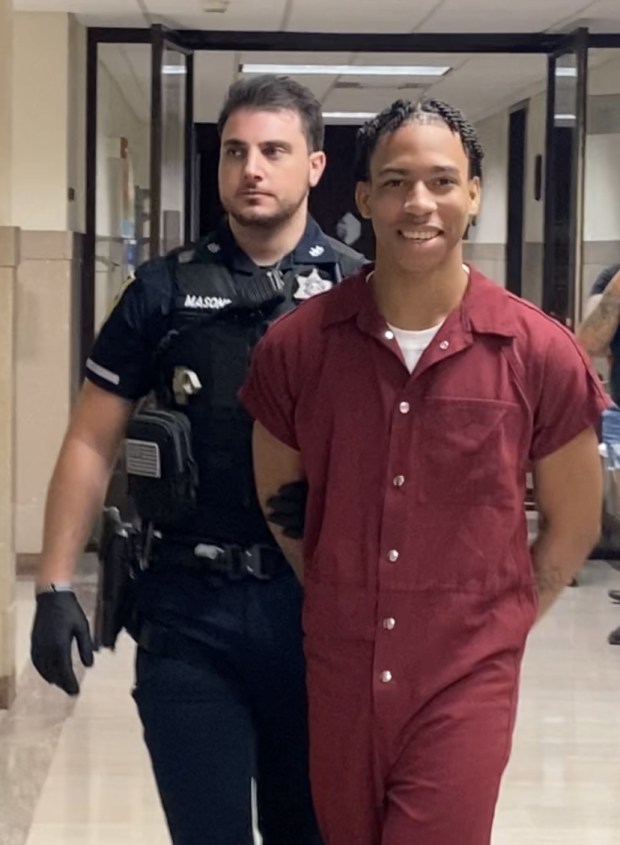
left=529, top=322, right=611, bottom=462
left=85, top=262, right=171, bottom=401
left=239, top=320, right=300, bottom=451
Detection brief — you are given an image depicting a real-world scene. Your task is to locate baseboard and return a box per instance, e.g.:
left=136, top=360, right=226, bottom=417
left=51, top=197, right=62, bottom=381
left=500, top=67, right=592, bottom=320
left=16, top=554, right=40, bottom=577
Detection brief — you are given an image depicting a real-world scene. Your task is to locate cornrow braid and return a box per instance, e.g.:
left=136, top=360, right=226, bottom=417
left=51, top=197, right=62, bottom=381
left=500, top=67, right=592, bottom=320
left=354, top=97, right=484, bottom=182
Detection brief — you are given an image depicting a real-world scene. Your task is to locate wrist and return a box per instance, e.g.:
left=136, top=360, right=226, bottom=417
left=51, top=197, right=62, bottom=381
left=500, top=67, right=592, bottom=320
left=37, top=557, right=76, bottom=586
left=34, top=582, right=74, bottom=597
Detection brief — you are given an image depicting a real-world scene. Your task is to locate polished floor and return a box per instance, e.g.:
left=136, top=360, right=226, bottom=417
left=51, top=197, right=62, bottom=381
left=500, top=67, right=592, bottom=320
left=2, top=560, right=620, bottom=845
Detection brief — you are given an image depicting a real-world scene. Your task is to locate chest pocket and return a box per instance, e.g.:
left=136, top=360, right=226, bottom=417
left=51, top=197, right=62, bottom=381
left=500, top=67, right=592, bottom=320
left=416, top=397, right=523, bottom=505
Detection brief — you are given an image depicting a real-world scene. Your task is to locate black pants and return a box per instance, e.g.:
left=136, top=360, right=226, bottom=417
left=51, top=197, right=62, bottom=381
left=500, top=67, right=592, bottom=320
left=132, top=569, right=322, bottom=845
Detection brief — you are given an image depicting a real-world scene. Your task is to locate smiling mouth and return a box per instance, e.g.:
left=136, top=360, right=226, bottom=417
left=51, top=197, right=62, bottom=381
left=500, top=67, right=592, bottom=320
left=399, top=229, right=442, bottom=242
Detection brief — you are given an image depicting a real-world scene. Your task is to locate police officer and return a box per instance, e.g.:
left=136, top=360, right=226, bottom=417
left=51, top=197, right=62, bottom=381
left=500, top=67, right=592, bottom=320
left=30, top=75, right=365, bottom=845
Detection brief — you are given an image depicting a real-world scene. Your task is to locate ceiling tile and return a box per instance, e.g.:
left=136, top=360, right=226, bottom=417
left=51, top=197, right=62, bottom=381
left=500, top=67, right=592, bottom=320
left=588, top=50, right=620, bottom=96
left=99, top=43, right=151, bottom=124
left=13, top=0, right=146, bottom=26
left=31, top=0, right=620, bottom=134
left=562, top=0, right=620, bottom=31
left=238, top=50, right=354, bottom=65
left=143, top=0, right=289, bottom=31
left=13, top=0, right=620, bottom=35
left=415, top=0, right=597, bottom=33
left=287, top=0, right=441, bottom=34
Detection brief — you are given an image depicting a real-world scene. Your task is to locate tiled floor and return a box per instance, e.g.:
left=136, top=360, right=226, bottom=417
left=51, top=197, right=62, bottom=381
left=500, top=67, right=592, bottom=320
left=4, top=560, right=620, bottom=844
left=23, top=631, right=169, bottom=845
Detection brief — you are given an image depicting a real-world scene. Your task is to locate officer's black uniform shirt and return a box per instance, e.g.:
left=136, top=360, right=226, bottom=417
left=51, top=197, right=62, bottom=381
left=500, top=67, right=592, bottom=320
left=86, top=216, right=359, bottom=401
left=86, top=218, right=363, bottom=625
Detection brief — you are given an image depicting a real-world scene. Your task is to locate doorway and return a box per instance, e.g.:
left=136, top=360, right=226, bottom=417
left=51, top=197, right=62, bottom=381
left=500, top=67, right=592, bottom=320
left=84, top=26, right=595, bottom=359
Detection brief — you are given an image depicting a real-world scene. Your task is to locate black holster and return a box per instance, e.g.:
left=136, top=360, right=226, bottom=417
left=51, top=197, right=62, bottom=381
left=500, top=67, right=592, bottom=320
left=94, top=506, right=140, bottom=650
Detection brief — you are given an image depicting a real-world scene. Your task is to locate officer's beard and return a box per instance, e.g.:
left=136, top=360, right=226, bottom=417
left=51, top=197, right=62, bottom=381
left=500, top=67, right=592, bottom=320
left=227, top=190, right=308, bottom=231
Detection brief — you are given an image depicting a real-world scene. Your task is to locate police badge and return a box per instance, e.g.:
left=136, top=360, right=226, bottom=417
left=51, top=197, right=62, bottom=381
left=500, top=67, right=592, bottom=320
left=293, top=268, right=334, bottom=301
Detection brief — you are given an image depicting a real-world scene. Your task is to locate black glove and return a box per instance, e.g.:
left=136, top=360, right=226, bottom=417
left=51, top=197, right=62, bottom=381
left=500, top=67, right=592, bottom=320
left=31, top=591, right=94, bottom=696
left=267, top=480, right=308, bottom=540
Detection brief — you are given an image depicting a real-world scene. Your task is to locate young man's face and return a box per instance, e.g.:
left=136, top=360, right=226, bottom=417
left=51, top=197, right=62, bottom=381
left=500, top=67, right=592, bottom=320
left=356, top=119, right=481, bottom=274
left=218, top=107, right=326, bottom=229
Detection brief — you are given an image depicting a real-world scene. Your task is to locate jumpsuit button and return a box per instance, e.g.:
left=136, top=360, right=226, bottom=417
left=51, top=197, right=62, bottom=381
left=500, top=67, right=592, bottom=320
left=380, top=670, right=393, bottom=683
left=393, top=475, right=406, bottom=487
left=439, top=340, right=450, bottom=350
left=388, top=550, right=399, bottom=563
left=399, top=401, right=410, bottom=414
left=383, top=618, right=396, bottom=631
left=384, top=330, right=395, bottom=341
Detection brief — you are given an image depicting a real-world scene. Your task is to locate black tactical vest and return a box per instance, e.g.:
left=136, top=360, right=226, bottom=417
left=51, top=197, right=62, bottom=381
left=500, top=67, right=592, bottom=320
left=152, top=238, right=363, bottom=547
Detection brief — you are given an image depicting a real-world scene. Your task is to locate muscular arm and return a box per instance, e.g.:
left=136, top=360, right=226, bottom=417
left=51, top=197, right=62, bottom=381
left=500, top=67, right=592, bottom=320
left=252, top=421, right=305, bottom=583
left=577, top=270, right=620, bottom=356
left=37, top=381, right=134, bottom=584
left=531, top=426, right=602, bottom=619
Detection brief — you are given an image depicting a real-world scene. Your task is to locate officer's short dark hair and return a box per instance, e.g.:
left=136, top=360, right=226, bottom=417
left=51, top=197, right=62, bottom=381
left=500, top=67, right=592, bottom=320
left=217, top=74, right=325, bottom=152
left=354, top=98, right=484, bottom=182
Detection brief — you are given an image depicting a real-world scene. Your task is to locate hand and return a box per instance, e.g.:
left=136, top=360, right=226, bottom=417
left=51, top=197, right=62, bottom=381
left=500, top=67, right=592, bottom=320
left=31, top=591, right=94, bottom=696
left=267, top=480, right=308, bottom=540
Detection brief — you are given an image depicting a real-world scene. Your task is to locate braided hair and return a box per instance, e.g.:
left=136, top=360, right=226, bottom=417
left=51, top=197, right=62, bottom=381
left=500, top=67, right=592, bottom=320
left=354, top=98, right=484, bottom=182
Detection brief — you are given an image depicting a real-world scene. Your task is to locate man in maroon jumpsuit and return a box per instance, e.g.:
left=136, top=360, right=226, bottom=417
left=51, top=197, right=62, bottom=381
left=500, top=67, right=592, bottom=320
left=240, top=98, right=608, bottom=845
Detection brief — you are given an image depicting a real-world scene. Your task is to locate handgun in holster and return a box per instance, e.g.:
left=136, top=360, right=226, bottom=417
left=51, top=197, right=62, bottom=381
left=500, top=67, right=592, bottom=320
left=94, top=506, right=139, bottom=651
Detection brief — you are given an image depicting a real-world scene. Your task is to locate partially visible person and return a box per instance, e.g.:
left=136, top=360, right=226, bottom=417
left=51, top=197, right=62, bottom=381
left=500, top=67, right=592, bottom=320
left=578, top=264, right=620, bottom=645
left=241, top=97, right=608, bottom=845
left=578, top=263, right=620, bottom=400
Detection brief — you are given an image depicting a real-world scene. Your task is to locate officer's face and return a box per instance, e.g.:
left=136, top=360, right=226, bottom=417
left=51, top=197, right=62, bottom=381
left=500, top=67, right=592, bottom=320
left=219, top=107, right=326, bottom=228
left=355, top=120, right=480, bottom=276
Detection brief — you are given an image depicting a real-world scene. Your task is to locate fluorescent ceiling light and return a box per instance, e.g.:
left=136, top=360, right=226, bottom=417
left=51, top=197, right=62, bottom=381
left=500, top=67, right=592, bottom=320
left=323, top=112, right=377, bottom=119
left=163, top=65, right=187, bottom=75
left=241, top=63, right=450, bottom=77
left=555, top=66, right=577, bottom=78
left=555, top=113, right=576, bottom=120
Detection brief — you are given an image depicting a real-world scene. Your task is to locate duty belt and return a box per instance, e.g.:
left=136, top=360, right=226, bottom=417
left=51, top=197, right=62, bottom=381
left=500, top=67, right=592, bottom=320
left=148, top=535, right=289, bottom=581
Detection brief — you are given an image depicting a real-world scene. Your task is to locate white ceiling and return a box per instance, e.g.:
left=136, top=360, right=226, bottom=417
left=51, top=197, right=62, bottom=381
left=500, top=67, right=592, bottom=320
left=194, top=50, right=555, bottom=124
left=12, top=0, right=620, bottom=33
left=97, top=43, right=620, bottom=129
left=16, top=0, right=620, bottom=128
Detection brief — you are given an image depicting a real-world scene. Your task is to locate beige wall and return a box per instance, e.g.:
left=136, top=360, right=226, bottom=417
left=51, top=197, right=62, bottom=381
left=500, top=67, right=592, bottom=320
left=465, top=111, right=510, bottom=287
left=0, top=0, right=17, bottom=709
left=10, top=12, right=86, bottom=555
left=0, top=0, right=12, bottom=228
left=0, top=229, right=18, bottom=708
left=471, top=111, right=509, bottom=249
left=68, top=15, right=87, bottom=235
left=11, top=13, right=71, bottom=231
left=16, top=233, right=82, bottom=554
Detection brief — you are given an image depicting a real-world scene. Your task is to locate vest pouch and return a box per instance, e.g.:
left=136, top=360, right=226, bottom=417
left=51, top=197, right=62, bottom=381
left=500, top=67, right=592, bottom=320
left=124, top=409, right=198, bottom=528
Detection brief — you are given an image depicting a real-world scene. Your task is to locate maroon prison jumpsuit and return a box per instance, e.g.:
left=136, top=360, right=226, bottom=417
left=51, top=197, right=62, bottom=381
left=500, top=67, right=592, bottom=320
left=240, top=266, right=608, bottom=845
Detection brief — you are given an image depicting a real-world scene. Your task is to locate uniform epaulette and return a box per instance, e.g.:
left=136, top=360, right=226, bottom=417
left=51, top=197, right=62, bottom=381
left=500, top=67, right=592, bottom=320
left=326, top=236, right=367, bottom=277
left=326, top=236, right=364, bottom=262
left=167, top=242, right=202, bottom=265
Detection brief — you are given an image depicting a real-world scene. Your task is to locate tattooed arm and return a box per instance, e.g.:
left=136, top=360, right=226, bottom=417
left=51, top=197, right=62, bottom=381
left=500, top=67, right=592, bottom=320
left=577, top=269, right=620, bottom=357
left=532, top=427, right=602, bottom=620
left=252, top=421, right=306, bottom=584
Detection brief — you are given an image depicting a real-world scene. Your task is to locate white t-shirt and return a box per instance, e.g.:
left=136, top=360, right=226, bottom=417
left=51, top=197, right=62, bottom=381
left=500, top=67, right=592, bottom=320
left=387, top=322, right=444, bottom=374
left=378, top=265, right=469, bottom=373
